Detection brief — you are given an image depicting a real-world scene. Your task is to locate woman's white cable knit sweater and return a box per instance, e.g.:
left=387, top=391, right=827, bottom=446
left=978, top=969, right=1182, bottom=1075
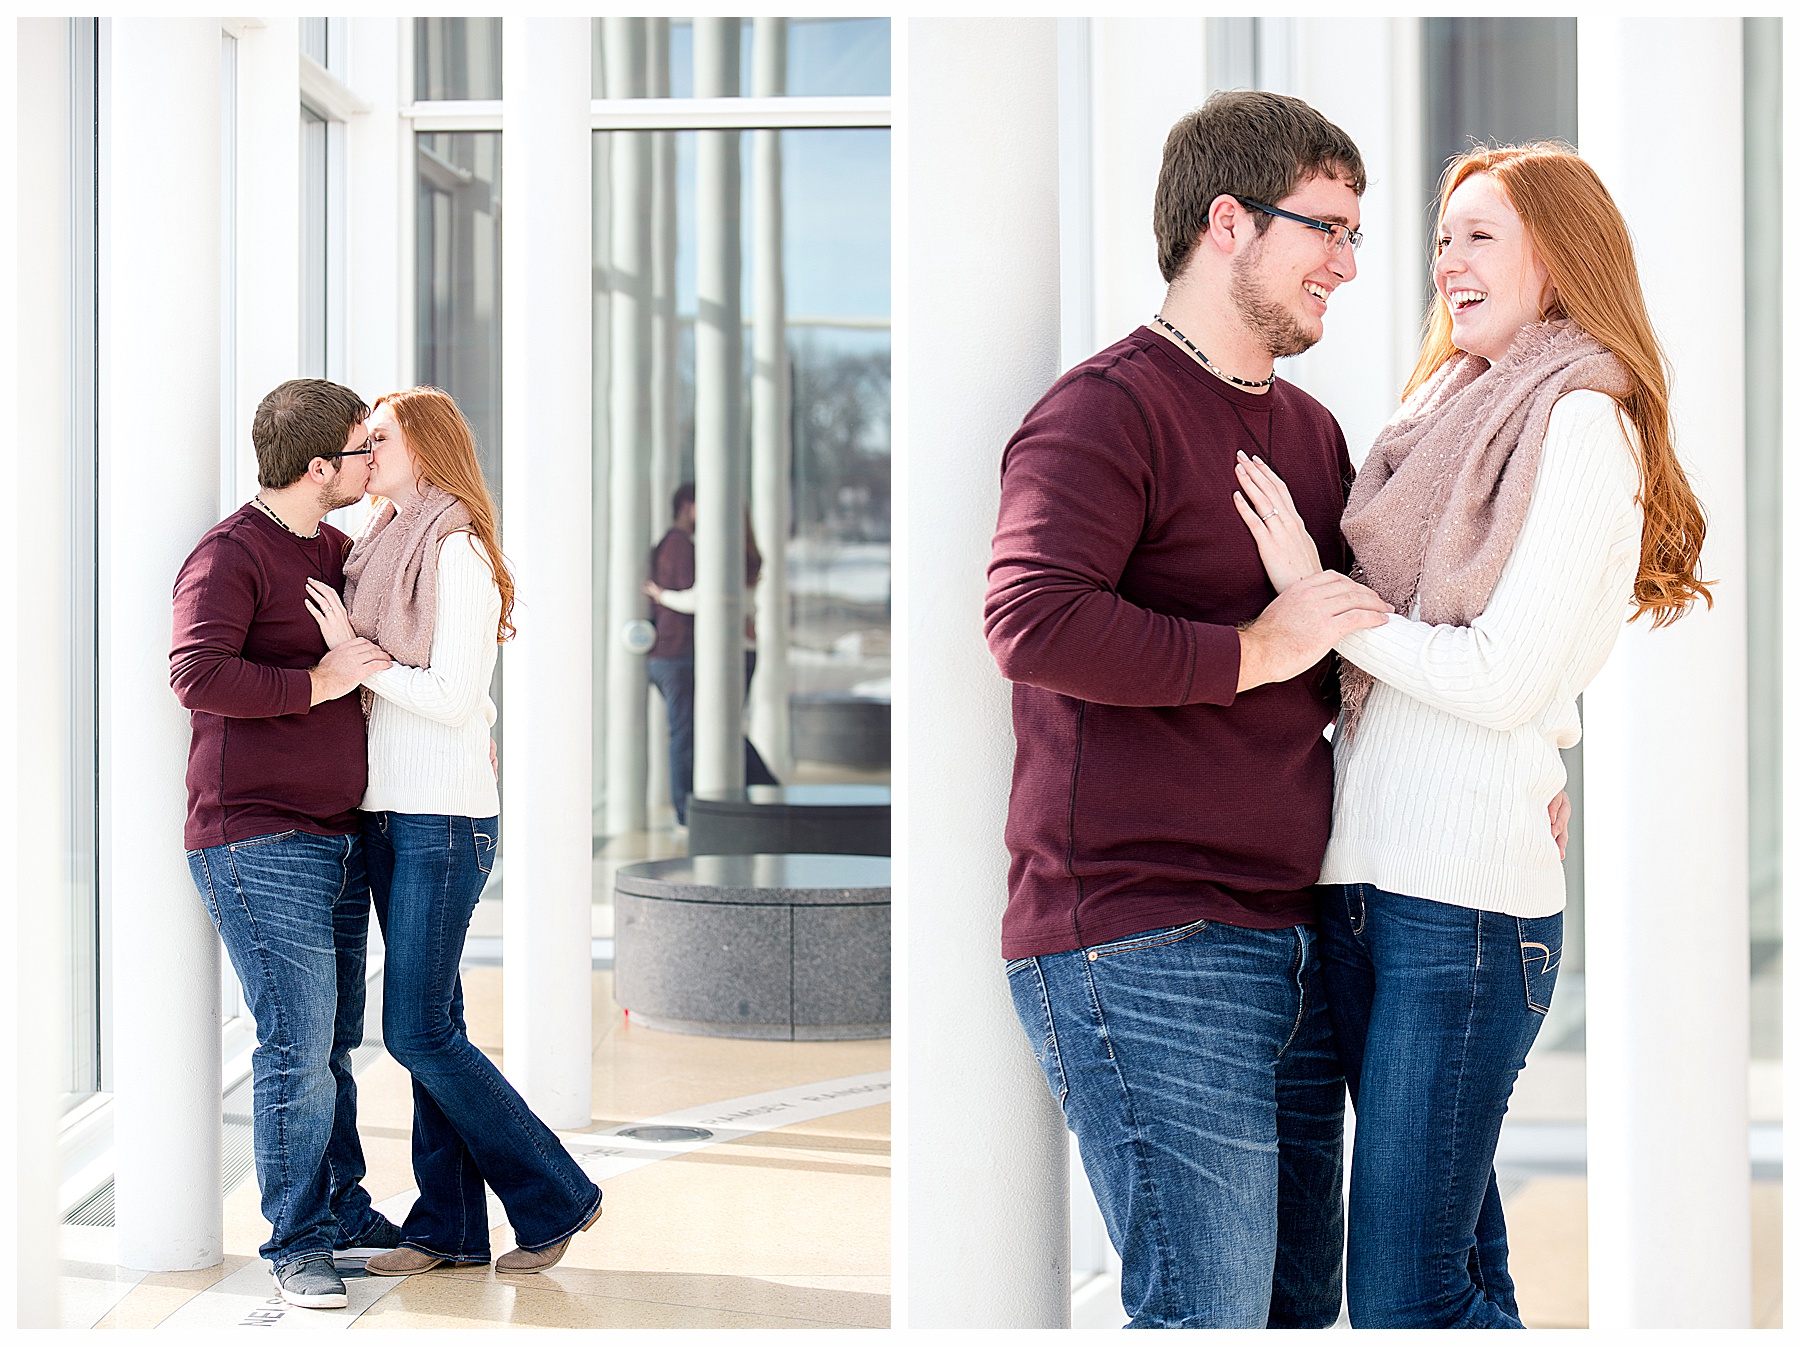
left=1318, top=390, right=1643, bottom=917
left=359, top=531, right=502, bottom=818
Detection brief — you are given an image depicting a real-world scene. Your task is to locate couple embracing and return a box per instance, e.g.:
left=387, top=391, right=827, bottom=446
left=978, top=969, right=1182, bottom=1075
left=170, top=381, right=601, bottom=1309
left=986, top=92, right=1709, bottom=1328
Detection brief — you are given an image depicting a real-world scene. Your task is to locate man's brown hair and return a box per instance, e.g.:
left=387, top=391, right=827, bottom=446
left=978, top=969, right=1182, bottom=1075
left=1153, top=90, right=1367, bottom=284
left=251, top=379, right=371, bottom=489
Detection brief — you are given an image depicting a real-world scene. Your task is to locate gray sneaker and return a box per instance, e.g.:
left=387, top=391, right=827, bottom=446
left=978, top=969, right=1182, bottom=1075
left=275, top=1256, right=349, bottom=1309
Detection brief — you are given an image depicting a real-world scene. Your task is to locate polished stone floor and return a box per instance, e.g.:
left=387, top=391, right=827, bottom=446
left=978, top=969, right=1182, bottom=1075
left=58, top=817, right=891, bottom=1330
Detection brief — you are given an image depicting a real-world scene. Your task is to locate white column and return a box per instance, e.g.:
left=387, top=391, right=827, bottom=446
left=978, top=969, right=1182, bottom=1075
left=604, top=18, right=653, bottom=837
left=11, top=17, right=70, bottom=1325
left=646, top=16, right=677, bottom=825
left=692, top=18, right=746, bottom=797
left=749, top=17, right=792, bottom=779
left=232, top=20, right=300, bottom=504
left=1578, top=18, right=1751, bottom=1328
left=500, top=17, right=594, bottom=1128
left=345, top=17, right=406, bottom=405
left=905, top=19, right=1072, bottom=1327
left=108, top=18, right=225, bottom=1272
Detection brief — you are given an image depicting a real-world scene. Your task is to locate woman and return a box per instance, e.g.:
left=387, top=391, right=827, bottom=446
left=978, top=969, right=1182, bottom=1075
left=304, top=387, right=603, bottom=1276
left=1230, top=144, right=1708, bottom=1327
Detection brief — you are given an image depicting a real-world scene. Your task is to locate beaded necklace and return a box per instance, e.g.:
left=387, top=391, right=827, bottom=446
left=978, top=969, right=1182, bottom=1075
left=1152, top=313, right=1277, bottom=390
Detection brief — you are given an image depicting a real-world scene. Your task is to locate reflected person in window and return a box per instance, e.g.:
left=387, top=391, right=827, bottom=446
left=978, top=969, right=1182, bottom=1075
left=305, top=387, right=603, bottom=1276
left=642, top=483, right=780, bottom=828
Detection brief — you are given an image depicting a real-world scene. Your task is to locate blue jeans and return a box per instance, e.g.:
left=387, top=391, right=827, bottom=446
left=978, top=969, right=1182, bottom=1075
left=363, top=812, right=602, bottom=1259
left=647, top=652, right=777, bottom=824
left=187, top=830, right=384, bottom=1270
left=1319, top=884, right=1562, bottom=1329
left=1008, top=919, right=1345, bottom=1328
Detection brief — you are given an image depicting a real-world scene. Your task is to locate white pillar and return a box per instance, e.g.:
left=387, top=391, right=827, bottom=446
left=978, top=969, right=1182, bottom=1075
left=108, top=18, right=225, bottom=1272
left=345, top=18, right=406, bottom=424
left=749, top=17, right=792, bottom=780
left=646, top=17, right=677, bottom=825
left=604, top=18, right=653, bottom=837
left=501, top=16, right=594, bottom=1128
left=11, top=17, right=70, bottom=1325
left=905, top=19, right=1072, bottom=1327
left=692, top=18, right=746, bottom=798
left=232, top=20, right=300, bottom=505
left=1578, top=18, right=1751, bottom=1328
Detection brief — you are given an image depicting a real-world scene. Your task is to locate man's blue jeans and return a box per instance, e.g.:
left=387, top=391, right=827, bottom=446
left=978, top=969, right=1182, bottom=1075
left=1319, top=883, right=1562, bottom=1329
left=648, top=652, right=777, bottom=825
left=187, top=829, right=384, bottom=1270
left=1007, top=919, right=1345, bottom=1328
left=363, top=812, right=602, bottom=1259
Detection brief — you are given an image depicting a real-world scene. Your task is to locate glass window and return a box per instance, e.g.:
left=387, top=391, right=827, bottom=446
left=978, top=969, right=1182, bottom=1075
left=300, top=107, right=328, bottom=378
left=415, top=18, right=503, bottom=101
left=65, top=16, right=101, bottom=1110
left=415, top=131, right=503, bottom=494
left=1422, top=19, right=1577, bottom=194
left=300, top=17, right=328, bottom=68
left=594, top=18, right=890, bottom=98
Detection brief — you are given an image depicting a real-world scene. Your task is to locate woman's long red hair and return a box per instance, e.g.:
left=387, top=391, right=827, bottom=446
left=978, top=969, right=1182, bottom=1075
left=377, top=387, right=516, bottom=642
left=1408, top=143, right=1711, bottom=626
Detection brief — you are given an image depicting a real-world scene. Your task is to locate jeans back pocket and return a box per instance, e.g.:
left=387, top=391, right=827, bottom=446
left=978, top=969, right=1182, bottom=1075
left=1516, top=913, right=1563, bottom=1015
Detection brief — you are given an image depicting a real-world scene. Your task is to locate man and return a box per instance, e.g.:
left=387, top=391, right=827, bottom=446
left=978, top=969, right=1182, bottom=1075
left=643, top=482, right=777, bottom=827
left=984, top=92, right=1391, bottom=1328
left=171, top=379, right=402, bottom=1309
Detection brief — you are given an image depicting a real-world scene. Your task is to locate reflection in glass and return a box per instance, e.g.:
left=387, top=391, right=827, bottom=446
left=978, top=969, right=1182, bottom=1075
left=415, top=131, right=502, bottom=498
left=597, top=121, right=890, bottom=785
left=595, top=17, right=890, bottom=99
left=67, top=16, right=101, bottom=1108
left=415, top=18, right=503, bottom=101
left=300, top=107, right=328, bottom=378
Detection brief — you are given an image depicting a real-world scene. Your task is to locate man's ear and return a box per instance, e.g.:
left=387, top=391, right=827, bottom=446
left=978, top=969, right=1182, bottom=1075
left=1203, top=195, right=1247, bottom=255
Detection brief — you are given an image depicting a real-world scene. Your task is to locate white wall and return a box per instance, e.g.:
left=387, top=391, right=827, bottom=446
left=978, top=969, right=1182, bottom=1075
left=1086, top=19, right=1208, bottom=353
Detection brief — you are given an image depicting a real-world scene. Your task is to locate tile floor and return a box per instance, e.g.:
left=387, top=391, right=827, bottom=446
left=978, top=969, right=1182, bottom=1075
left=60, top=822, right=891, bottom=1330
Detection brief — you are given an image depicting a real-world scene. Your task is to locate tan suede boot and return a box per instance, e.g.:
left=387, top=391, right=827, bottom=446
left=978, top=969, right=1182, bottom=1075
left=495, top=1204, right=603, bottom=1274
left=363, top=1246, right=485, bottom=1276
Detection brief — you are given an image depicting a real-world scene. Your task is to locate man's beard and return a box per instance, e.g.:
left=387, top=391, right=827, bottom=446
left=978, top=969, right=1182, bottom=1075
left=317, top=475, right=363, bottom=514
left=1229, top=248, right=1319, bottom=360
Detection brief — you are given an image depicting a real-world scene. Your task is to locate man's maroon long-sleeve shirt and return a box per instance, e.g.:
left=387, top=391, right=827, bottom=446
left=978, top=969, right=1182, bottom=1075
left=985, top=328, right=1354, bottom=958
left=170, top=504, right=367, bottom=850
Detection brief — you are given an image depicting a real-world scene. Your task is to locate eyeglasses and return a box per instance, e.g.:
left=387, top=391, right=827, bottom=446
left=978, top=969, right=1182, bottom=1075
left=323, top=446, right=373, bottom=460
left=1237, top=197, right=1363, bottom=256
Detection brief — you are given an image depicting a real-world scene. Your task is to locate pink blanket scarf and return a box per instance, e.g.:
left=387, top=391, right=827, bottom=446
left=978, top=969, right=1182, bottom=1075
left=1337, top=321, right=1630, bottom=737
left=343, top=483, right=473, bottom=710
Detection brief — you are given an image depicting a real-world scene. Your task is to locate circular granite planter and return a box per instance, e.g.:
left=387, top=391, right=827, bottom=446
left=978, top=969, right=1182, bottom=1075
left=613, top=853, right=890, bottom=1041
left=791, top=692, right=890, bottom=769
left=687, top=784, right=891, bottom=858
